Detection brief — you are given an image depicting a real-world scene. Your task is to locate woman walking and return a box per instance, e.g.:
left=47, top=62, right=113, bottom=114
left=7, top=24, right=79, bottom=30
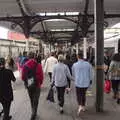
left=52, top=54, right=73, bottom=114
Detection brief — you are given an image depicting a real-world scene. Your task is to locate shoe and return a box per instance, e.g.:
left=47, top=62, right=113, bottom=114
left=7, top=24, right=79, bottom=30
left=77, top=106, right=83, bottom=116
left=3, top=115, right=12, bottom=120
left=30, top=114, right=36, bottom=120
left=82, top=106, right=86, bottom=112
left=59, top=107, right=64, bottom=114
left=113, top=94, right=117, bottom=99
left=0, top=110, right=3, bottom=116
left=117, top=99, right=120, bottom=104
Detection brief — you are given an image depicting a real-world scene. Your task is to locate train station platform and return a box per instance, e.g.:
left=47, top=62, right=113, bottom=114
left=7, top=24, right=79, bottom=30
left=0, top=71, right=119, bottom=120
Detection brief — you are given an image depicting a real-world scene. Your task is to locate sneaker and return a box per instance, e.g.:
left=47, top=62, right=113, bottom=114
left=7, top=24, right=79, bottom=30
left=117, top=99, right=120, bottom=104
left=0, top=110, right=3, bottom=116
left=3, top=115, right=12, bottom=120
left=77, top=106, right=83, bottom=116
left=30, top=114, right=36, bottom=120
left=60, top=107, right=64, bottom=114
left=82, top=106, right=86, bottom=112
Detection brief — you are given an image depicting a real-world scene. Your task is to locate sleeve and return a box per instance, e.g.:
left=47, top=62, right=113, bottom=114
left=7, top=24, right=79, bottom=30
left=52, top=66, right=56, bottom=82
left=37, top=64, right=44, bottom=85
left=89, top=64, right=93, bottom=81
left=44, top=59, right=48, bottom=73
left=10, top=70, right=16, bottom=82
left=72, top=64, right=75, bottom=79
left=108, top=61, right=114, bottom=73
left=66, top=65, right=73, bottom=81
left=21, top=65, right=28, bottom=81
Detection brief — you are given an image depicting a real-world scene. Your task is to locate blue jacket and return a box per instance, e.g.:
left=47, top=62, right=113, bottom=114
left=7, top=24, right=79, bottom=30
left=72, top=59, right=93, bottom=88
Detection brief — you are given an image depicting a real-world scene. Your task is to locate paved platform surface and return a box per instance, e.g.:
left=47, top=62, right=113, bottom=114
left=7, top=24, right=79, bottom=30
left=0, top=71, right=119, bottom=120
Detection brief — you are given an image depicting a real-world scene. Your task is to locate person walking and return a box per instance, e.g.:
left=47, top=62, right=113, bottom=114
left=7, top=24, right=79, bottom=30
left=108, top=53, right=120, bottom=104
left=5, top=55, right=15, bottom=71
left=0, top=58, right=16, bottom=120
left=64, top=54, right=73, bottom=93
left=44, top=52, right=58, bottom=82
left=72, top=52, right=93, bottom=115
left=21, top=52, right=44, bottom=120
left=52, top=54, right=73, bottom=114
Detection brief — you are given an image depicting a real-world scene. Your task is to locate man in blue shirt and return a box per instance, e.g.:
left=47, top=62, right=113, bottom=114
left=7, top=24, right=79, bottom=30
left=72, top=52, right=93, bottom=115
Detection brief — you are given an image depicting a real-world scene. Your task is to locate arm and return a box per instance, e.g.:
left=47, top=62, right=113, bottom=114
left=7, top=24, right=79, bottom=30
left=108, top=61, right=114, bottom=73
left=37, top=64, right=44, bottom=85
left=72, top=64, right=75, bottom=80
left=44, top=59, right=48, bottom=73
left=10, top=70, right=16, bottom=82
left=89, top=64, right=93, bottom=84
left=66, top=65, right=74, bottom=81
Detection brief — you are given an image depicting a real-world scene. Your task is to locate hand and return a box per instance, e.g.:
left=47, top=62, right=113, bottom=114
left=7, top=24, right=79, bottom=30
left=90, top=80, right=92, bottom=85
left=24, top=81, right=28, bottom=89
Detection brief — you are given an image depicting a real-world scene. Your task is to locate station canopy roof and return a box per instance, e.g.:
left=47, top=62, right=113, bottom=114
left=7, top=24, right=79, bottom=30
left=0, top=0, right=120, bottom=44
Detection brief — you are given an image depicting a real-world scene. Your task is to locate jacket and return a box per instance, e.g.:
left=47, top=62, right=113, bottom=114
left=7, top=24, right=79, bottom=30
left=52, top=62, right=73, bottom=87
left=0, top=68, right=16, bottom=102
left=72, top=59, right=93, bottom=88
left=21, top=59, right=44, bottom=88
left=108, top=61, right=120, bottom=80
left=44, top=56, right=58, bottom=73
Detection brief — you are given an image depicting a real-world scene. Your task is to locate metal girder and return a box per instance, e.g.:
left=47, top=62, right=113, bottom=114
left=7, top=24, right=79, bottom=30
left=16, top=0, right=32, bottom=16
left=0, top=11, right=120, bottom=42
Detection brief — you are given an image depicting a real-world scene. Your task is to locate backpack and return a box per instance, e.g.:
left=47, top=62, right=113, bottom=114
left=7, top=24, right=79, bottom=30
left=24, top=63, right=38, bottom=88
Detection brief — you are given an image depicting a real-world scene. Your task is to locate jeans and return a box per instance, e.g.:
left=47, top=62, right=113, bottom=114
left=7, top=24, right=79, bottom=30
left=48, top=72, right=52, bottom=82
left=1, top=100, right=11, bottom=119
left=76, top=87, right=88, bottom=106
left=56, top=86, right=66, bottom=107
left=27, top=87, right=40, bottom=116
left=111, top=80, right=120, bottom=96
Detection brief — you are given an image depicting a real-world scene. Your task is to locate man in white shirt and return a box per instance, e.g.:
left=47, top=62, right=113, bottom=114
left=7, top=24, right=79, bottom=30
left=44, top=52, right=58, bottom=82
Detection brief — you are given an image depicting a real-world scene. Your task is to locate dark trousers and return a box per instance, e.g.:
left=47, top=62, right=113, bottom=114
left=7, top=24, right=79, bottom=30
left=76, top=87, right=88, bottom=106
left=27, top=87, right=40, bottom=116
left=67, top=78, right=71, bottom=88
left=48, top=72, right=52, bottom=82
left=1, top=100, right=11, bottom=119
left=111, top=80, right=120, bottom=95
left=56, top=87, right=66, bottom=107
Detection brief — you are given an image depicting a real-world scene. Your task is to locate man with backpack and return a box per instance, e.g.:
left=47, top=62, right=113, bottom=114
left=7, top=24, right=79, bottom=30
left=21, top=52, right=43, bottom=120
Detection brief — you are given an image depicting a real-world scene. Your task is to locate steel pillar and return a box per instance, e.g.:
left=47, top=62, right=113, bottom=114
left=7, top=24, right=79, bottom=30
left=83, top=37, right=87, bottom=59
left=94, top=0, right=104, bottom=112
left=25, top=38, right=29, bottom=52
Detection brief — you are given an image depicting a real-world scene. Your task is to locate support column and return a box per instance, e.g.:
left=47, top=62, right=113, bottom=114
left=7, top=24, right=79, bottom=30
left=49, top=43, right=51, bottom=53
left=94, top=0, right=104, bottom=112
left=26, top=38, right=29, bottom=52
left=76, top=43, right=79, bottom=54
left=83, top=37, right=87, bottom=59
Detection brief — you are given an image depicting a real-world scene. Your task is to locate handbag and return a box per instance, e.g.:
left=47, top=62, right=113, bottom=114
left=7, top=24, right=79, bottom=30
left=46, top=82, right=55, bottom=102
left=104, top=80, right=111, bottom=94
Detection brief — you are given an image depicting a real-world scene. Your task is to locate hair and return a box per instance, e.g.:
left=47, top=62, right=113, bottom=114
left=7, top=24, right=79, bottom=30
left=51, top=52, right=55, bottom=56
left=0, top=58, right=5, bottom=65
left=66, top=54, right=70, bottom=60
left=28, top=52, right=34, bottom=59
left=36, top=54, right=41, bottom=63
left=23, top=51, right=27, bottom=56
left=58, top=54, right=64, bottom=62
left=78, top=51, right=83, bottom=59
left=112, top=53, right=120, bottom=62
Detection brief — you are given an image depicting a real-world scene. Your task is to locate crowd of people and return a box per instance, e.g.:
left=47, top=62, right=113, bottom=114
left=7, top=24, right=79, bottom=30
left=0, top=49, right=120, bottom=120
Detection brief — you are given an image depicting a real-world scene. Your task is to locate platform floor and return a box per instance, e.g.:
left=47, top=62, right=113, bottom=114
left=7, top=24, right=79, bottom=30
left=0, top=71, right=119, bottom=120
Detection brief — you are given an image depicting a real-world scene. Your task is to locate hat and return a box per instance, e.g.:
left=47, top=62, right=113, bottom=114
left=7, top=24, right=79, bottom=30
left=58, top=54, right=64, bottom=61
left=0, top=58, right=5, bottom=65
